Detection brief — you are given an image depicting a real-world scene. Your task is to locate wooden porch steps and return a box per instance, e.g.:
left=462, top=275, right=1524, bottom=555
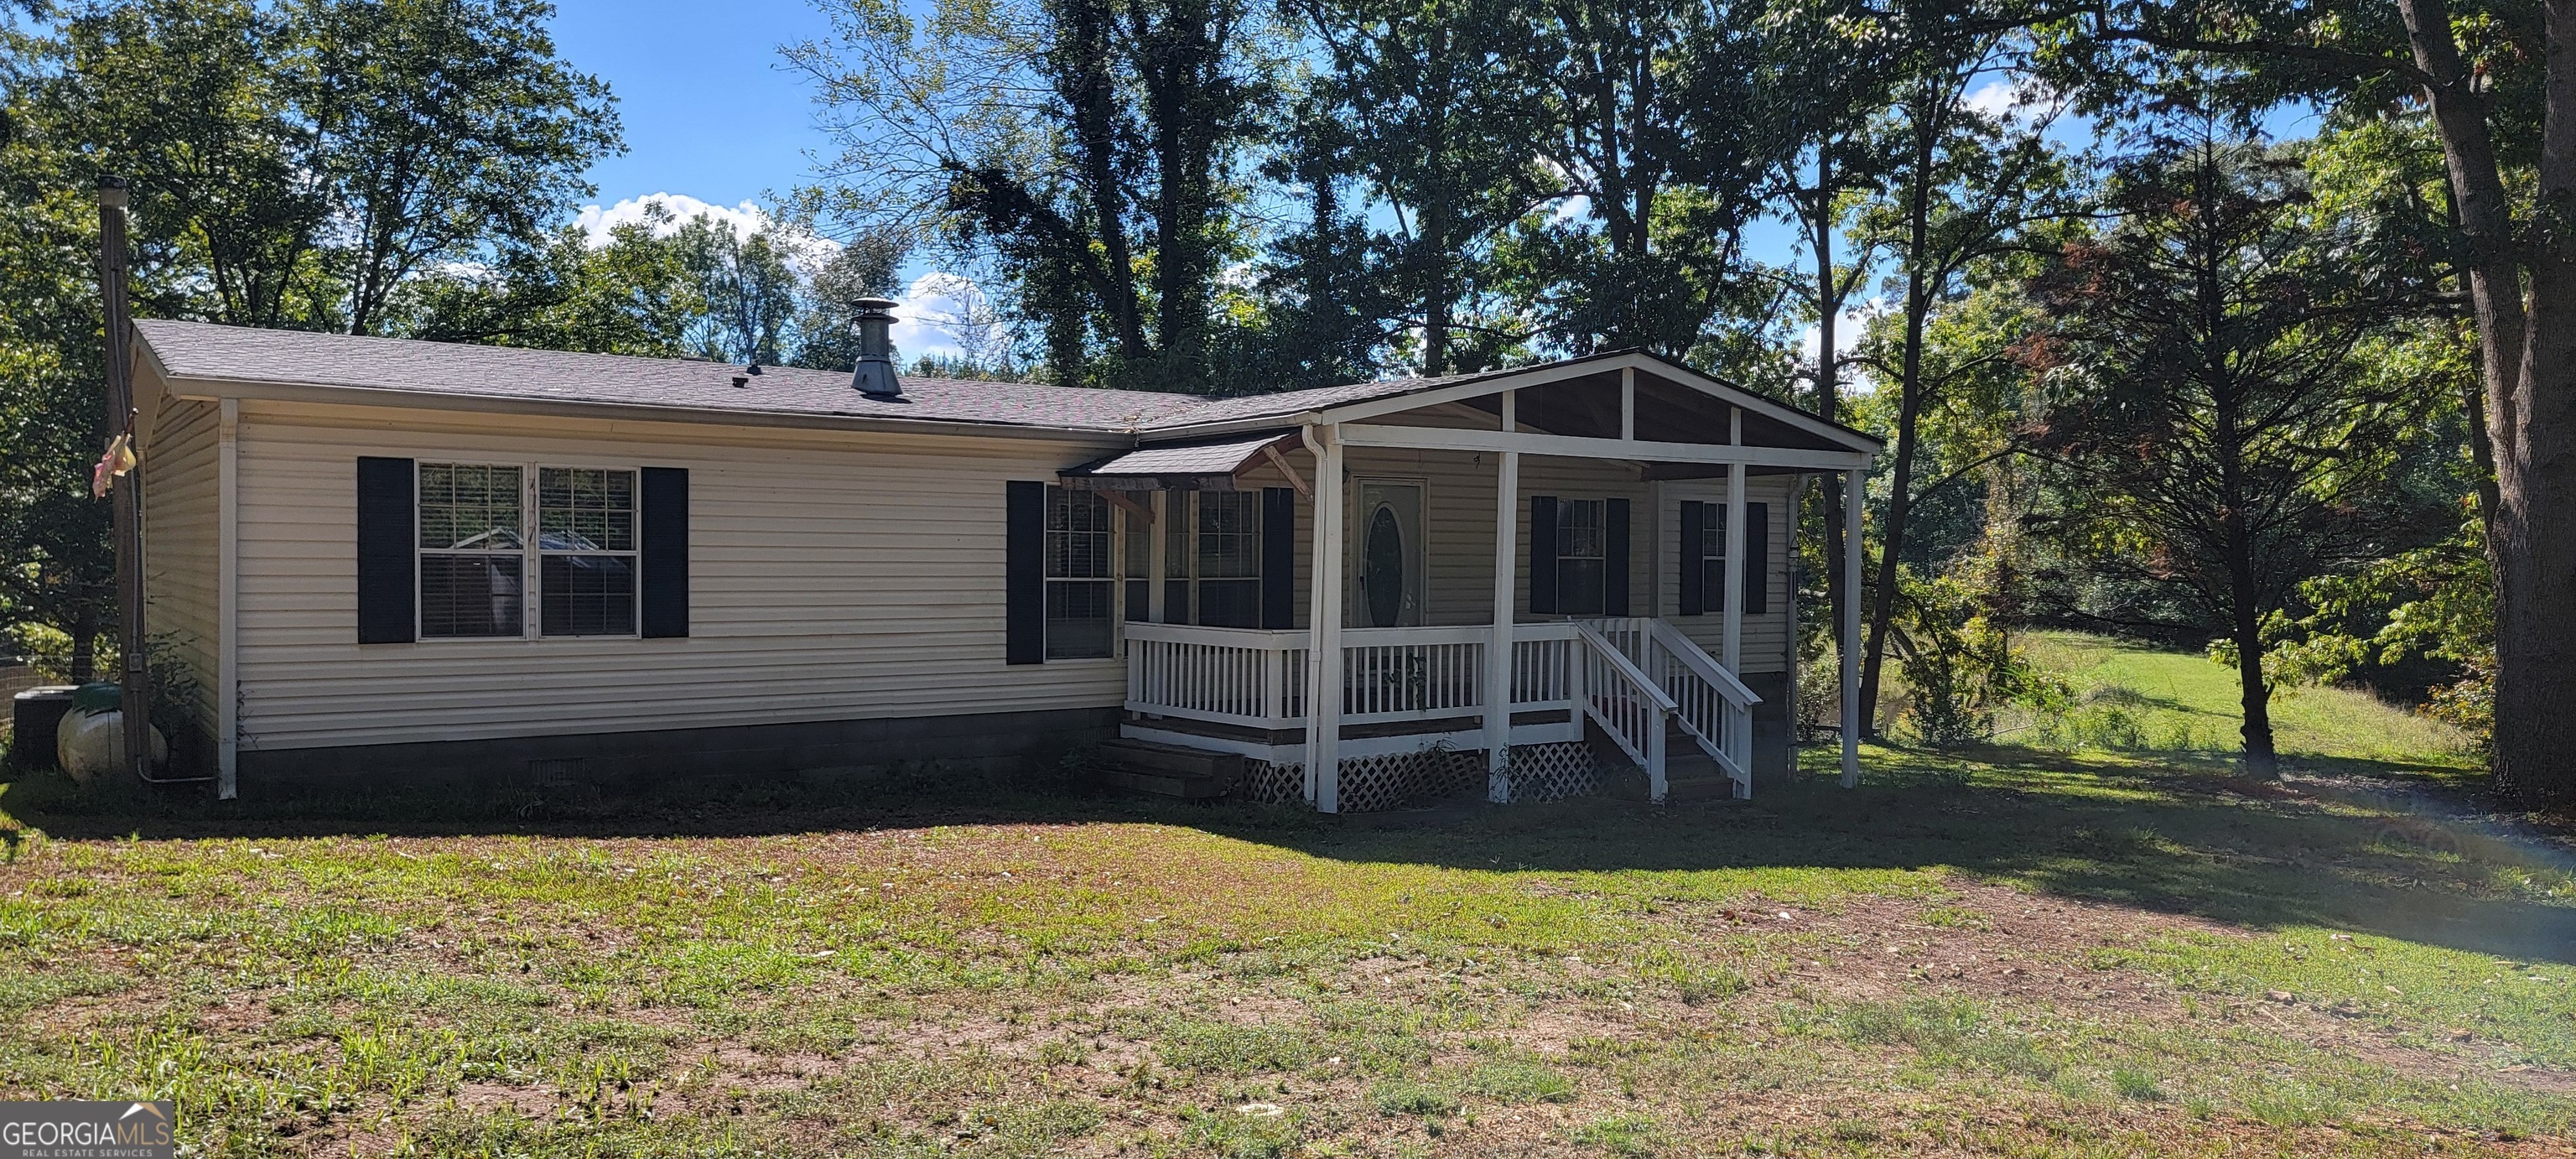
left=1096, top=738, right=1244, bottom=799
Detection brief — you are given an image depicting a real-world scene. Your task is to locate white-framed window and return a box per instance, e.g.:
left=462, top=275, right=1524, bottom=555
left=418, top=463, right=527, bottom=637
left=1695, top=500, right=1728, bottom=615
left=1555, top=498, right=1607, bottom=616
left=414, top=461, right=639, bottom=640
left=1045, top=486, right=1115, bottom=658
left=538, top=467, right=639, bottom=636
left=1163, top=491, right=1262, bottom=628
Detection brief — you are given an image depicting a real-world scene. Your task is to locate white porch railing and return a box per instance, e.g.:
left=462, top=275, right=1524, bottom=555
left=1124, top=621, right=1581, bottom=729
left=1123, top=616, right=1757, bottom=802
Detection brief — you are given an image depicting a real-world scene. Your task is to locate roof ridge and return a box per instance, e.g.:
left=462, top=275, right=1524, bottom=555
left=133, top=318, right=1226, bottom=409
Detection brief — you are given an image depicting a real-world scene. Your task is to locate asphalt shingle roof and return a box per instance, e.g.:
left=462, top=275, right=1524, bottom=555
left=136, top=320, right=1449, bottom=436
left=1070, top=434, right=1296, bottom=476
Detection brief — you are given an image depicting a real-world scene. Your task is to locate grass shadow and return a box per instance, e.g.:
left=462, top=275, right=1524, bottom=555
left=5, top=739, right=2570, bottom=965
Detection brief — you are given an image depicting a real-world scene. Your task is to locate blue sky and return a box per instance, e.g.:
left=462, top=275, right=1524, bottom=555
left=550, top=0, right=838, bottom=220
left=548, top=0, right=993, bottom=355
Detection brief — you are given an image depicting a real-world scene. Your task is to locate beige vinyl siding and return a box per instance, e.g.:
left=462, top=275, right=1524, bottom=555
left=231, top=400, right=1130, bottom=751
left=142, top=398, right=221, bottom=733
left=1657, top=475, right=1797, bottom=673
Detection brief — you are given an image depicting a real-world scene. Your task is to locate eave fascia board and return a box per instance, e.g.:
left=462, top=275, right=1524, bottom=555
left=156, top=373, right=1141, bottom=447
left=1134, top=410, right=1332, bottom=440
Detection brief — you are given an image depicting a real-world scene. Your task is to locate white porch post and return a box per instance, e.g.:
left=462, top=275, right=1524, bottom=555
left=1722, top=407, right=1747, bottom=673
left=1305, top=425, right=1346, bottom=812
left=1841, top=466, right=1864, bottom=787
left=1485, top=390, right=1520, bottom=803
left=1147, top=491, right=1167, bottom=622
left=1486, top=464, right=1519, bottom=801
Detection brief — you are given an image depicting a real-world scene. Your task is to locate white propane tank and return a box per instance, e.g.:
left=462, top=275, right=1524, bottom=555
left=56, top=709, right=168, bottom=783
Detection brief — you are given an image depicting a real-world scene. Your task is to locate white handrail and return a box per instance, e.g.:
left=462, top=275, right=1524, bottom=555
left=1572, top=622, right=1676, bottom=802
left=1645, top=619, right=1762, bottom=707
left=1573, top=625, right=1680, bottom=714
left=1639, top=620, right=1757, bottom=798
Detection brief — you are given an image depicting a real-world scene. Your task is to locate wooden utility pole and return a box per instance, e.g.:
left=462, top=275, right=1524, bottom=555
left=98, top=175, right=153, bottom=782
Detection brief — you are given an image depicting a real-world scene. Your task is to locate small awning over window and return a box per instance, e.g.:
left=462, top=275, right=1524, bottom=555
left=1059, top=431, right=1295, bottom=491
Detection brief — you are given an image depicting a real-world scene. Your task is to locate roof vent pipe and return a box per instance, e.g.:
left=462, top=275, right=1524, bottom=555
left=851, top=297, right=901, bottom=398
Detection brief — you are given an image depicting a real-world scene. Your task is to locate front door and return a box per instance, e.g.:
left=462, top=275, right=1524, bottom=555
left=1353, top=481, right=1426, bottom=627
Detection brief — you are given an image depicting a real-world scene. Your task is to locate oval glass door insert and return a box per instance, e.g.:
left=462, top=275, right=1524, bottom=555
left=1363, top=504, right=1405, bottom=627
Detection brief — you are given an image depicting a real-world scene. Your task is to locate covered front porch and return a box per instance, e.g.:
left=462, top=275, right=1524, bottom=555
left=1065, top=351, right=1878, bottom=813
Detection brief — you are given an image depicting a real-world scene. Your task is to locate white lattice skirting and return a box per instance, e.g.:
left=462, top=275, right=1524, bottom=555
left=1239, top=741, right=1597, bottom=813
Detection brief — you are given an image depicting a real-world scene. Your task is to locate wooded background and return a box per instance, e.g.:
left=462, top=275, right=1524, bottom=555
left=2, top=0, right=2566, bottom=808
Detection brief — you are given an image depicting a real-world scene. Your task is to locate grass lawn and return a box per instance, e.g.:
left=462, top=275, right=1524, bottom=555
left=2, top=637, right=2571, bottom=1156
left=2012, top=631, right=2480, bottom=768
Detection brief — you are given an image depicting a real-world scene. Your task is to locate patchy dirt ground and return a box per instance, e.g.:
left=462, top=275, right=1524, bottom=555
left=5, top=753, right=2573, bottom=1156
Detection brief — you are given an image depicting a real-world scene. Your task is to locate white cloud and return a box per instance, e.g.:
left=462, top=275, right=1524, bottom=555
left=574, top=192, right=840, bottom=271
left=1963, top=80, right=2019, bottom=119
left=575, top=192, right=769, bottom=244
left=1960, top=77, right=2070, bottom=130
left=890, top=272, right=982, bottom=360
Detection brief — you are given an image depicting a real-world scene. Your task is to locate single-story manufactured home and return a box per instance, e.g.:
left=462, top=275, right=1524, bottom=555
left=130, top=311, right=1877, bottom=810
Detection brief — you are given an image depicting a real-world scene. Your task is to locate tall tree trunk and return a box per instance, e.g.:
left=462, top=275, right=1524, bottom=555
left=2398, top=0, right=2576, bottom=808
left=2229, top=569, right=2280, bottom=779
left=1858, top=330, right=1924, bottom=735
left=1807, top=149, right=1849, bottom=699
left=2492, top=0, right=2576, bottom=808
left=1422, top=200, right=1452, bottom=375
left=1858, top=117, right=1939, bottom=735
left=1062, top=0, right=1146, bottom=366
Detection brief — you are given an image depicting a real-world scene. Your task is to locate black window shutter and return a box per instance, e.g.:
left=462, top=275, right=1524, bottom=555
left=640, top=467, right=690, bottom=637
left=1005, top=481, right=1046, bottom=664
left=1528, top=496, right=1558, bottom=615
left=1604, top=497, right=1631, bottom=616
left=1743, top=501, right=1770, bottom=616
left=1676, top=500, right=1706, bottom=616
left=1260, top=486, right=1295, bottom=629
left=356, top=456, right=415, bottom=644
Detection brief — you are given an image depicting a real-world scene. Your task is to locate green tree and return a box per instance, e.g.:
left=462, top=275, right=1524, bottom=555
left=41, top=0, right=335, bottom=328
left=672, top=214, right=802, bottom=366
left=1291, top=0, right=1548, bottom=373
left=1497, top=0, right=1830, bottom=359
left=0, top=0, right=621, bottom=677
left=2020, top=130, right=2452, bottom=777
left=787, top=0, right=1278, bottom=390
left=388, top=216, right=703, bottom=355
left=2052, top=0, right=2576, bottom=808
left=1852, top=44, right=2083, bottom=732
left=789, top=231, right=906, bottom=371
left=289, top=0, right=621, bottom=335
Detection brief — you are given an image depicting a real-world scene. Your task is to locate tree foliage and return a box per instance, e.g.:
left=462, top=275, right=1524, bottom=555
left=2018, top=129, right=2454, bottom=776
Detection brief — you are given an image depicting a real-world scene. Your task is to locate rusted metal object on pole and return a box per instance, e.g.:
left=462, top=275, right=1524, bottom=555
left=97, top=175, right=155, bottom=785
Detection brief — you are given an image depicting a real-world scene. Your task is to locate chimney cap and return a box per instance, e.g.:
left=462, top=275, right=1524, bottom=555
left=854, top=296, right=898, bottom=313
